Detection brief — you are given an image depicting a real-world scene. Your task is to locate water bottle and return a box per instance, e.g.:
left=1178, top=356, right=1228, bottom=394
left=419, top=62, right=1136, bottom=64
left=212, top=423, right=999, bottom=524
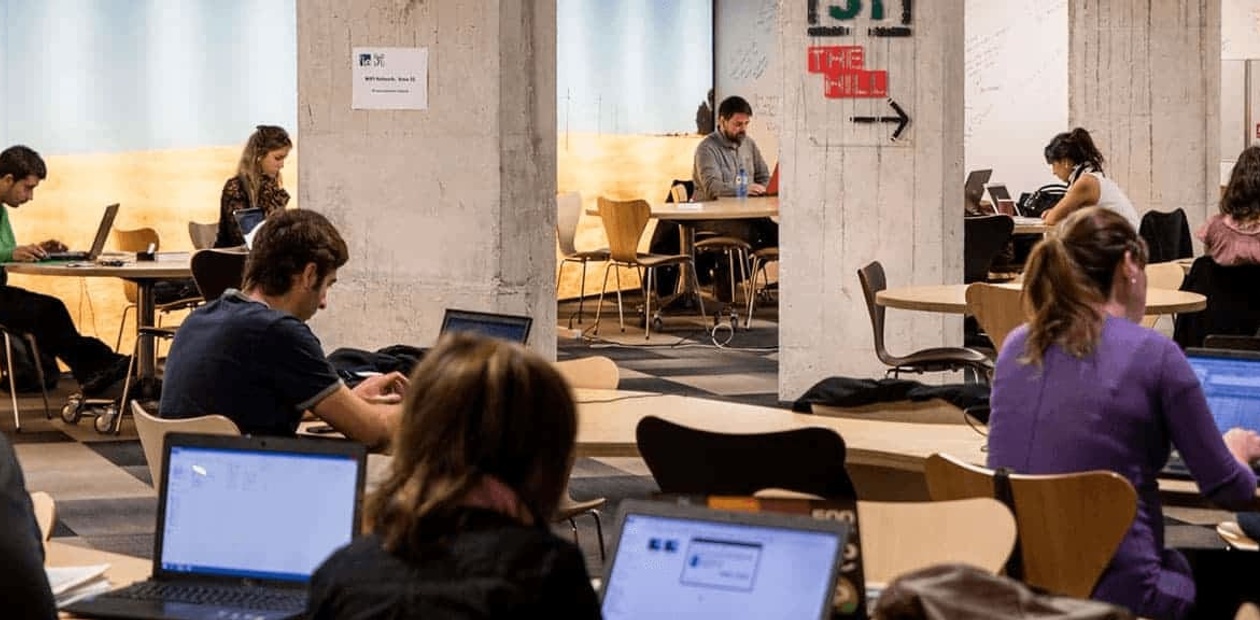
left=736, top=167, right=749, bottom=199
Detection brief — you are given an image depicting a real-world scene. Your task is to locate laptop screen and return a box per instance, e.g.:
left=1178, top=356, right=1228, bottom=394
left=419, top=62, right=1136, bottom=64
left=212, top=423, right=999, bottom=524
left=440, top=309, right=533, bottom=344
left=1186, top=350, right=1260, bottom=434
left=157, top=443, right=361, bottom=582
left=601, top=505, right=845, bottom=620
left=964, top=169, right=993, bottom=213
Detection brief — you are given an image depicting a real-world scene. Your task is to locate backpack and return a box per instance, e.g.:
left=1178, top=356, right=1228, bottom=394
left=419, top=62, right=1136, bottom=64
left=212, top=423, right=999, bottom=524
left=1020, top=183, right=1068, bottom=218
left=0, top=335, right=60, bottom=393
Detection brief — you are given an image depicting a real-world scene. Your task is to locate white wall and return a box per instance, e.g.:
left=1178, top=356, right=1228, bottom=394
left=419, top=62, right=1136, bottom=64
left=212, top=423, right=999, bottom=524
left=714, top=0, right=781, bottom=161
left=1223, top=0, right=1260, bottom=59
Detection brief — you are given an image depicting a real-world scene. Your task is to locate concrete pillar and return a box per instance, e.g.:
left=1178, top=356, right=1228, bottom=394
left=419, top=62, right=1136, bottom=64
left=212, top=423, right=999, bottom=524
left=1069, top=1, right=1220, bottom=231
left=297, top=0, right=557, bottom=358
left=779, top=1, right=967, bottom=399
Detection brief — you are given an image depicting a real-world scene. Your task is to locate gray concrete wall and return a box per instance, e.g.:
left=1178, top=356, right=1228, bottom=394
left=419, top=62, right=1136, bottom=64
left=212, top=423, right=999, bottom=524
left=1069, top=0, right=1220, bottom=232
left=297, top=0, right=557, bottom=358
left=778, top=1, right=967, bottom=399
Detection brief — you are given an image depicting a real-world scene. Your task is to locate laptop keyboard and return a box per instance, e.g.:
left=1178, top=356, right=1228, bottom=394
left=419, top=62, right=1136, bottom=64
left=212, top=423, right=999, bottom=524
left=102, top=581, right=306, bottom=611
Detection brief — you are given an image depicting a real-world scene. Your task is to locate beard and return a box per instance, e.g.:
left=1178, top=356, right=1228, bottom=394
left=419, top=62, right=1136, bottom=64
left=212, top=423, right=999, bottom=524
left=722, top=128, right=744, bottom=144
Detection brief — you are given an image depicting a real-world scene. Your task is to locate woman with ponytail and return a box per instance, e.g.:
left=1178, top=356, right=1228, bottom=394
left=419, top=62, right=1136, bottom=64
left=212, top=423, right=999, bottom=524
left=1040, top=127, right=1140, bottom=230
left=987, top=208, right=1260, bottom=619
left=307, top=333, right=600, bottom=619
left=215, top=125, right=293, bottom=248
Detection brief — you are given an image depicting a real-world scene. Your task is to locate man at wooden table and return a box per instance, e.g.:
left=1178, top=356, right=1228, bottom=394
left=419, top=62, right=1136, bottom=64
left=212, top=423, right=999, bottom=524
left=159, top=210, right=404, bottom=450
left=0, top=145, right=131, bottom=396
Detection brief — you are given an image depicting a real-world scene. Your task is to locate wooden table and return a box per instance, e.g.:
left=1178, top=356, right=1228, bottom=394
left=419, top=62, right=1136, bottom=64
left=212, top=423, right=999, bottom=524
left=48, top=540, right=150, bottom=617
left=1010, top=216, right=1052, bottom=235
left=5, top=253, right=194, bottom=381
left=876, top=283, right=1206, bottom=315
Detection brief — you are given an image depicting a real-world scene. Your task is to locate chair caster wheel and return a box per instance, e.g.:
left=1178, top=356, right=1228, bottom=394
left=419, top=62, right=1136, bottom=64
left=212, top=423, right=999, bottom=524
left=62, top=397, right=84, bottom=424
left=94, top=406, right=119, bottom=434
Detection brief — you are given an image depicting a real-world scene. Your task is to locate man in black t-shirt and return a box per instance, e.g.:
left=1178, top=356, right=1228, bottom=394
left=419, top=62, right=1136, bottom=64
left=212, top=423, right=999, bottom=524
left=160, top=210, right=404, bottom=448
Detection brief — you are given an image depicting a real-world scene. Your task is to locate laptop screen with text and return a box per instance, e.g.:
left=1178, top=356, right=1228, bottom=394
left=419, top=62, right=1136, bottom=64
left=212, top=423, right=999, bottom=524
left=1186, top=349, right=1260, bottom=434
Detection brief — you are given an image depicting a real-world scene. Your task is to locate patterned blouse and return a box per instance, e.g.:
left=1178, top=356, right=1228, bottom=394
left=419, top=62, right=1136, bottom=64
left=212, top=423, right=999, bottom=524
left=215, top=175, right=291, bottom=248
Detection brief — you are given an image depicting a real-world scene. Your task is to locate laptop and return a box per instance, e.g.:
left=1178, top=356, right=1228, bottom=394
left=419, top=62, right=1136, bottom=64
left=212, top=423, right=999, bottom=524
left=963, top=169, right=993, bottom=214
left=765, top=162, right=780, bottom=196
left=439, top=308, right=533, bottom=344
left=233, top=207, right=266, bottom=250
left=986, top=184, right=1016, bottom=216
left=43, top=203, right=119, bottom=261
left=599, top=499, right=850, bottom=620
left=1162, top=348, right=1260, bottom=481
left=64, top=432, right=367, bottom=620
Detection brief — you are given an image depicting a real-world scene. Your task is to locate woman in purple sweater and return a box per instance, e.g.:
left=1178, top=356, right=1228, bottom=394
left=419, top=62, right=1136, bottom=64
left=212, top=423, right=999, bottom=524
left=987, top=207, right=1260, bottom=619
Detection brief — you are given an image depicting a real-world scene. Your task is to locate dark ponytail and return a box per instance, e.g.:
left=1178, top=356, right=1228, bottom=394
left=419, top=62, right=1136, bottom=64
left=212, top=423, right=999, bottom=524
left=1044, top=127, right=1106, bottom=174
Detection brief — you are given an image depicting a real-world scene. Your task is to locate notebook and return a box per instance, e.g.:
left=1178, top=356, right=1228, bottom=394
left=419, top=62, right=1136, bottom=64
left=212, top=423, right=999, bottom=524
left=766, top=162, right=780, bottom=196
left=64, top=432, right=366, bottom=620
left=963, top=169, right=993, bottom=214
left=600, top=499, right=850, bottom=620
left=43, top=203, right=119, bottom=261
left=439, top=308, right=533, bottom=344
left=1162, top=349, right=1260, bottom=481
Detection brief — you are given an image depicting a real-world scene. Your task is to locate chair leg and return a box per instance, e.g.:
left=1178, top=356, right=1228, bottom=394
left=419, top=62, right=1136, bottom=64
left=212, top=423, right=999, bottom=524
left=568, top=517, right=580, bottom=546
left=613, top=265, right=625, bottom=332
left=736, top=249, right=749, bottom=305
left=114, top=304, right=134, bottom=352
left=4, top=333, right=19, bottom=431
left=644, top=268, right=654, bottom=340
left=593, top=263, right=614, bottom=336
left=25, top=336, right=51, bottom=419
left=577, top=260, right=589, bottom=325
left=590, top=509, right=606, bottom=562
left=112, top=343, right=141, bottom=435
left=687, top=260, right=707, bottom=322
left=745, top=255, right=762, bottom=328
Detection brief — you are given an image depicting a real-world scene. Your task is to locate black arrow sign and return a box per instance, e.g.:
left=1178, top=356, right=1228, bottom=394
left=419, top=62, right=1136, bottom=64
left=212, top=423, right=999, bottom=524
left=850, top=98, right=910, bottom=141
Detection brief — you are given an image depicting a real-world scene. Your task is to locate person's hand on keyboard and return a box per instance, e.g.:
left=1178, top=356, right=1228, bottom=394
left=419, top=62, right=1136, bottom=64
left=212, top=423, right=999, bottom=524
left=11, top=243, right=46, bottom=262
left=1224, top=427, right=1260, bottom=467
left=38, top=239, right=67, bottom=253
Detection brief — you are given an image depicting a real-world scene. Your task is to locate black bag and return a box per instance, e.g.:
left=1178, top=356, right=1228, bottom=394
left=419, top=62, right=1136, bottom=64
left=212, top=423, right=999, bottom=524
left=0, top=335, right=59, bottom=392
left=1020, top=183, right=1068, bottom=218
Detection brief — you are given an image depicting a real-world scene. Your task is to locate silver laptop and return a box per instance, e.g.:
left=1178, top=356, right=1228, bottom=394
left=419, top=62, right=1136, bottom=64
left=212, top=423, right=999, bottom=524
left=600, top=499, right=850, bottom=620
left=64, top=432, right=366, bottom=620
left=964, top=170, right=993, bottom=214
left=44, top=203, right=119, bottom=261
left=986, top=184, right=1016, bottom=215
left=439, top=308, right=533, bottom=344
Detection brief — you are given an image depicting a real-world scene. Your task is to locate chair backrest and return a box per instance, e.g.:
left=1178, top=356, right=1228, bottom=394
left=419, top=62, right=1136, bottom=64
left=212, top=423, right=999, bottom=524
left=553, top=356, right=619, bottom=389
left=555, top=192, right=583, bottom=256
left=923, top=453, right=1137, bottom=598
left=856, top=261, right=894, bottom=366
left=190, top=249, right=248, bottom=301
left=965, top=283, right=1025, bottom=352
left=636, top=415, right=856, bottom=499
left=963, top=215, right=1016, bottom=283
left=858, top=498, right=1016, bottom=584
left=1141, top=261, right=1188, bottom=328
left=188, top=221, right=218, bottom=250
left=1203, top=334, right=1260, bottom=351
left=1237, top=602, right=1260, bottom=620
left=29, top=491, right=55, bottom=542
left=131, top=401, right=240, bottom=489
left=597, top=197, right=652, bottom=263
left=1173, top=256, right=1260, bottom=348
left=664, top=179, right=694, bottom=203
left=1139, top=208, right=1192, bottom=264
left=114, top=228, right=162, bottom=304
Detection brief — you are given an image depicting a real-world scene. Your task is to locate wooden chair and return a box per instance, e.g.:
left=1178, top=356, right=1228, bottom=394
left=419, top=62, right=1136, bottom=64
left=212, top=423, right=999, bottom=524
left=636, top=415, right=856, bottom=499
left=29, top=491, right=55, bottom=543
left=187, top=221, right=218, bottom=250
left=190, top=249, right=248, bottom=301
left=131, top=401, right=240, bottom=489
left=1141, top=261, right=1186, bottom=329
left=669, top=183, right=689, bottom=203
left=857, top=261, right=991, bottom=378
left=1216, top=521, right=1259, bottom=551
left=113, top=228, right=202, bottom=350
left=550, top=355, right=618, bottom=560
left=963, top=215, right=1016, bottom=283
left=594, top=197, right=704, bottom=339
left=965, top=282, right=1026, bottom=353
left=744, top=246, right=779, bottom=327
left=923, top=453, right=1137, bottom=598
left=556, top=192, right=610, bottom=325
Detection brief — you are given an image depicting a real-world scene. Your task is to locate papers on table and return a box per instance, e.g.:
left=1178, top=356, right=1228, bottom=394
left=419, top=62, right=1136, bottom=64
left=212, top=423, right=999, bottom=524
left=46, top=563, right=111, bottom=608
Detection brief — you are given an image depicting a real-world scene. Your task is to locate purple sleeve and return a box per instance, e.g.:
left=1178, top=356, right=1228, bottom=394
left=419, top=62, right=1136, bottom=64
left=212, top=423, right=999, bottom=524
left=1160, top=340, right=1258, bottom=508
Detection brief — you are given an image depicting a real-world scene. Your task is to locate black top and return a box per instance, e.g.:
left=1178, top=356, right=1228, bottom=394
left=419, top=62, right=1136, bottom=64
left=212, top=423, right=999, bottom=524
left=307, top=509, right=600, bottom=620
left=0, top=434, right=57, bottom=619
left=159, top=290, right=342, bottom=435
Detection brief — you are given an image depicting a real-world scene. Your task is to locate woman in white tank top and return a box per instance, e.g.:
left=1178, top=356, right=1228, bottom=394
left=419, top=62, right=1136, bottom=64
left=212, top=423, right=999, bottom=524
left=1040, top=128, right=1141, bottom=230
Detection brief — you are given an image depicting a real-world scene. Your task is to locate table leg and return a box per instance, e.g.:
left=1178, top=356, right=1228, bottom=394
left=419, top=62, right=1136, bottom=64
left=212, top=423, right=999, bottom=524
left=135, top=280, right=157, bottom=379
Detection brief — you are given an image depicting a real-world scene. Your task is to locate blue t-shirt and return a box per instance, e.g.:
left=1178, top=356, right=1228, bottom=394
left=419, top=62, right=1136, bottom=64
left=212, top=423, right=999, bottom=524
left=159, top=290, right=342, bottom=436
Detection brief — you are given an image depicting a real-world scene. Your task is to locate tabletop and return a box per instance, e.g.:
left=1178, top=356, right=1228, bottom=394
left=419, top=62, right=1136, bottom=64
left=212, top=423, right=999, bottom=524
left=585, top=196, right=779, bottom=221
left=876, top=283, right=1206, bottom=315
left=5, top=252, right=193, bottom=280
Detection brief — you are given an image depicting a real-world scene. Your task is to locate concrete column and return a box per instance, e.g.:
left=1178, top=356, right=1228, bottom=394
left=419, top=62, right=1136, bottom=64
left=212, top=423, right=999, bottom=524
left=1069, top=1, right=1220, bottom=231
left=779, top=1, right=967, bottom=399
left=297, top=0, right=557, bottom=357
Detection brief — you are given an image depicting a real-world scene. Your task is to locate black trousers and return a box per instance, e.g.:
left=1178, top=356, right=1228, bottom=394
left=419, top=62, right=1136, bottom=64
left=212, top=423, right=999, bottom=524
left=1180, top=547, right=1260, bottom=619
left=0, top=286, right=118, bottom=382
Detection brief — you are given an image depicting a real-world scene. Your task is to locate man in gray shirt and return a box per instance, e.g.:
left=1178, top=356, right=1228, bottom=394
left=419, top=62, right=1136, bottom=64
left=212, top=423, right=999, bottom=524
left=692, top=96, right=771, bottom=201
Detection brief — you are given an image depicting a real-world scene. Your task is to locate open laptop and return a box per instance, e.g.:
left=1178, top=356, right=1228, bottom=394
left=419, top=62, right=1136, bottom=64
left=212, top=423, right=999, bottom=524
left=963, top=169, right=993, bottom=214
left=986, top=184, right=1016, bottom=216
left=65, top=432, right=367, bottom=620
left=233, top=207, right=266, bottom=250
left=43, top=203, right=119, bottom=261
left=765, top=162, right=780, bottom=196
left=599, top=499, right=850, bottom=620
left=439, top=308, right=533, bottom=344
left=1162, top=348, right=1260, bottom=481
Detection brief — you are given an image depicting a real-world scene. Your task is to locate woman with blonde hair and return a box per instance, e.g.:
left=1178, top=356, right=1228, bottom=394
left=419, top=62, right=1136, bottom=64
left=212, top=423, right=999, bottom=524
left=214, top=125, right=292, bottom=248
left=307, top=333, right=600, bottom=619
left=987, top=207, right=1260, bottom=619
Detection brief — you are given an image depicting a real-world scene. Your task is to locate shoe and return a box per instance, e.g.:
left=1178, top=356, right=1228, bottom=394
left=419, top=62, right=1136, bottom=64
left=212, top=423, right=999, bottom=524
left=80, top=355, right=132, bottom=397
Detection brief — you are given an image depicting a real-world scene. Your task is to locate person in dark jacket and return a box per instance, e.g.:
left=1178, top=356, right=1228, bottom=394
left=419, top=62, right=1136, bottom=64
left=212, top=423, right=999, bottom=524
left=0, top=433, right=57, bottom=619
left=307, top=333, right=600, bottom=619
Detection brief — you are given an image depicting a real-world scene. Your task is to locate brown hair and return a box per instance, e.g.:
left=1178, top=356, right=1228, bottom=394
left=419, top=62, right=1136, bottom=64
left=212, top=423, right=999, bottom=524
left=1022, top=207, right=1147, bottom=365
left=368, top=333, right=577, bottom=552
left=242, top=209, right=348, bottom=296
left=0, top=145, right=46, bottom=181
left=235, top=125, right=292, bottom=207
left=1221, top=145, right=1260, bottom=224
left=1044, top=127, right=1106, bottom=174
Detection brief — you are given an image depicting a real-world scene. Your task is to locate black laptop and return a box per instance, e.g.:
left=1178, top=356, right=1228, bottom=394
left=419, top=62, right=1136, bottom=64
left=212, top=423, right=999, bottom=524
left=439, top=308, right=533, bottom=344
left=64, top=432, right=366, bottom=620
left=1162, top=348, right=1260, bottom=481
left=43, top=203, right=119, bottom=261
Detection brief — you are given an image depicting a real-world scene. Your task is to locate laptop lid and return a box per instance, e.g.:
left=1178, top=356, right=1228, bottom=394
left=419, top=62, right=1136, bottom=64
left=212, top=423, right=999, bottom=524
left=986, top=184, right=1016, bottom=216
left=85, top=203, right=121, bottom=260
left=233, top=208, right=266, bottom=250
left=964, top=169, right=993, bottom=213
left=766, top=163, right=780, bottom=196
left=1184, top=348, right=1260, bottom=434
left=600, top=499, right=849, bottom=620
left=151, top=433, right=366, bottom=586
left=439, top=309, right=533, bottom=344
